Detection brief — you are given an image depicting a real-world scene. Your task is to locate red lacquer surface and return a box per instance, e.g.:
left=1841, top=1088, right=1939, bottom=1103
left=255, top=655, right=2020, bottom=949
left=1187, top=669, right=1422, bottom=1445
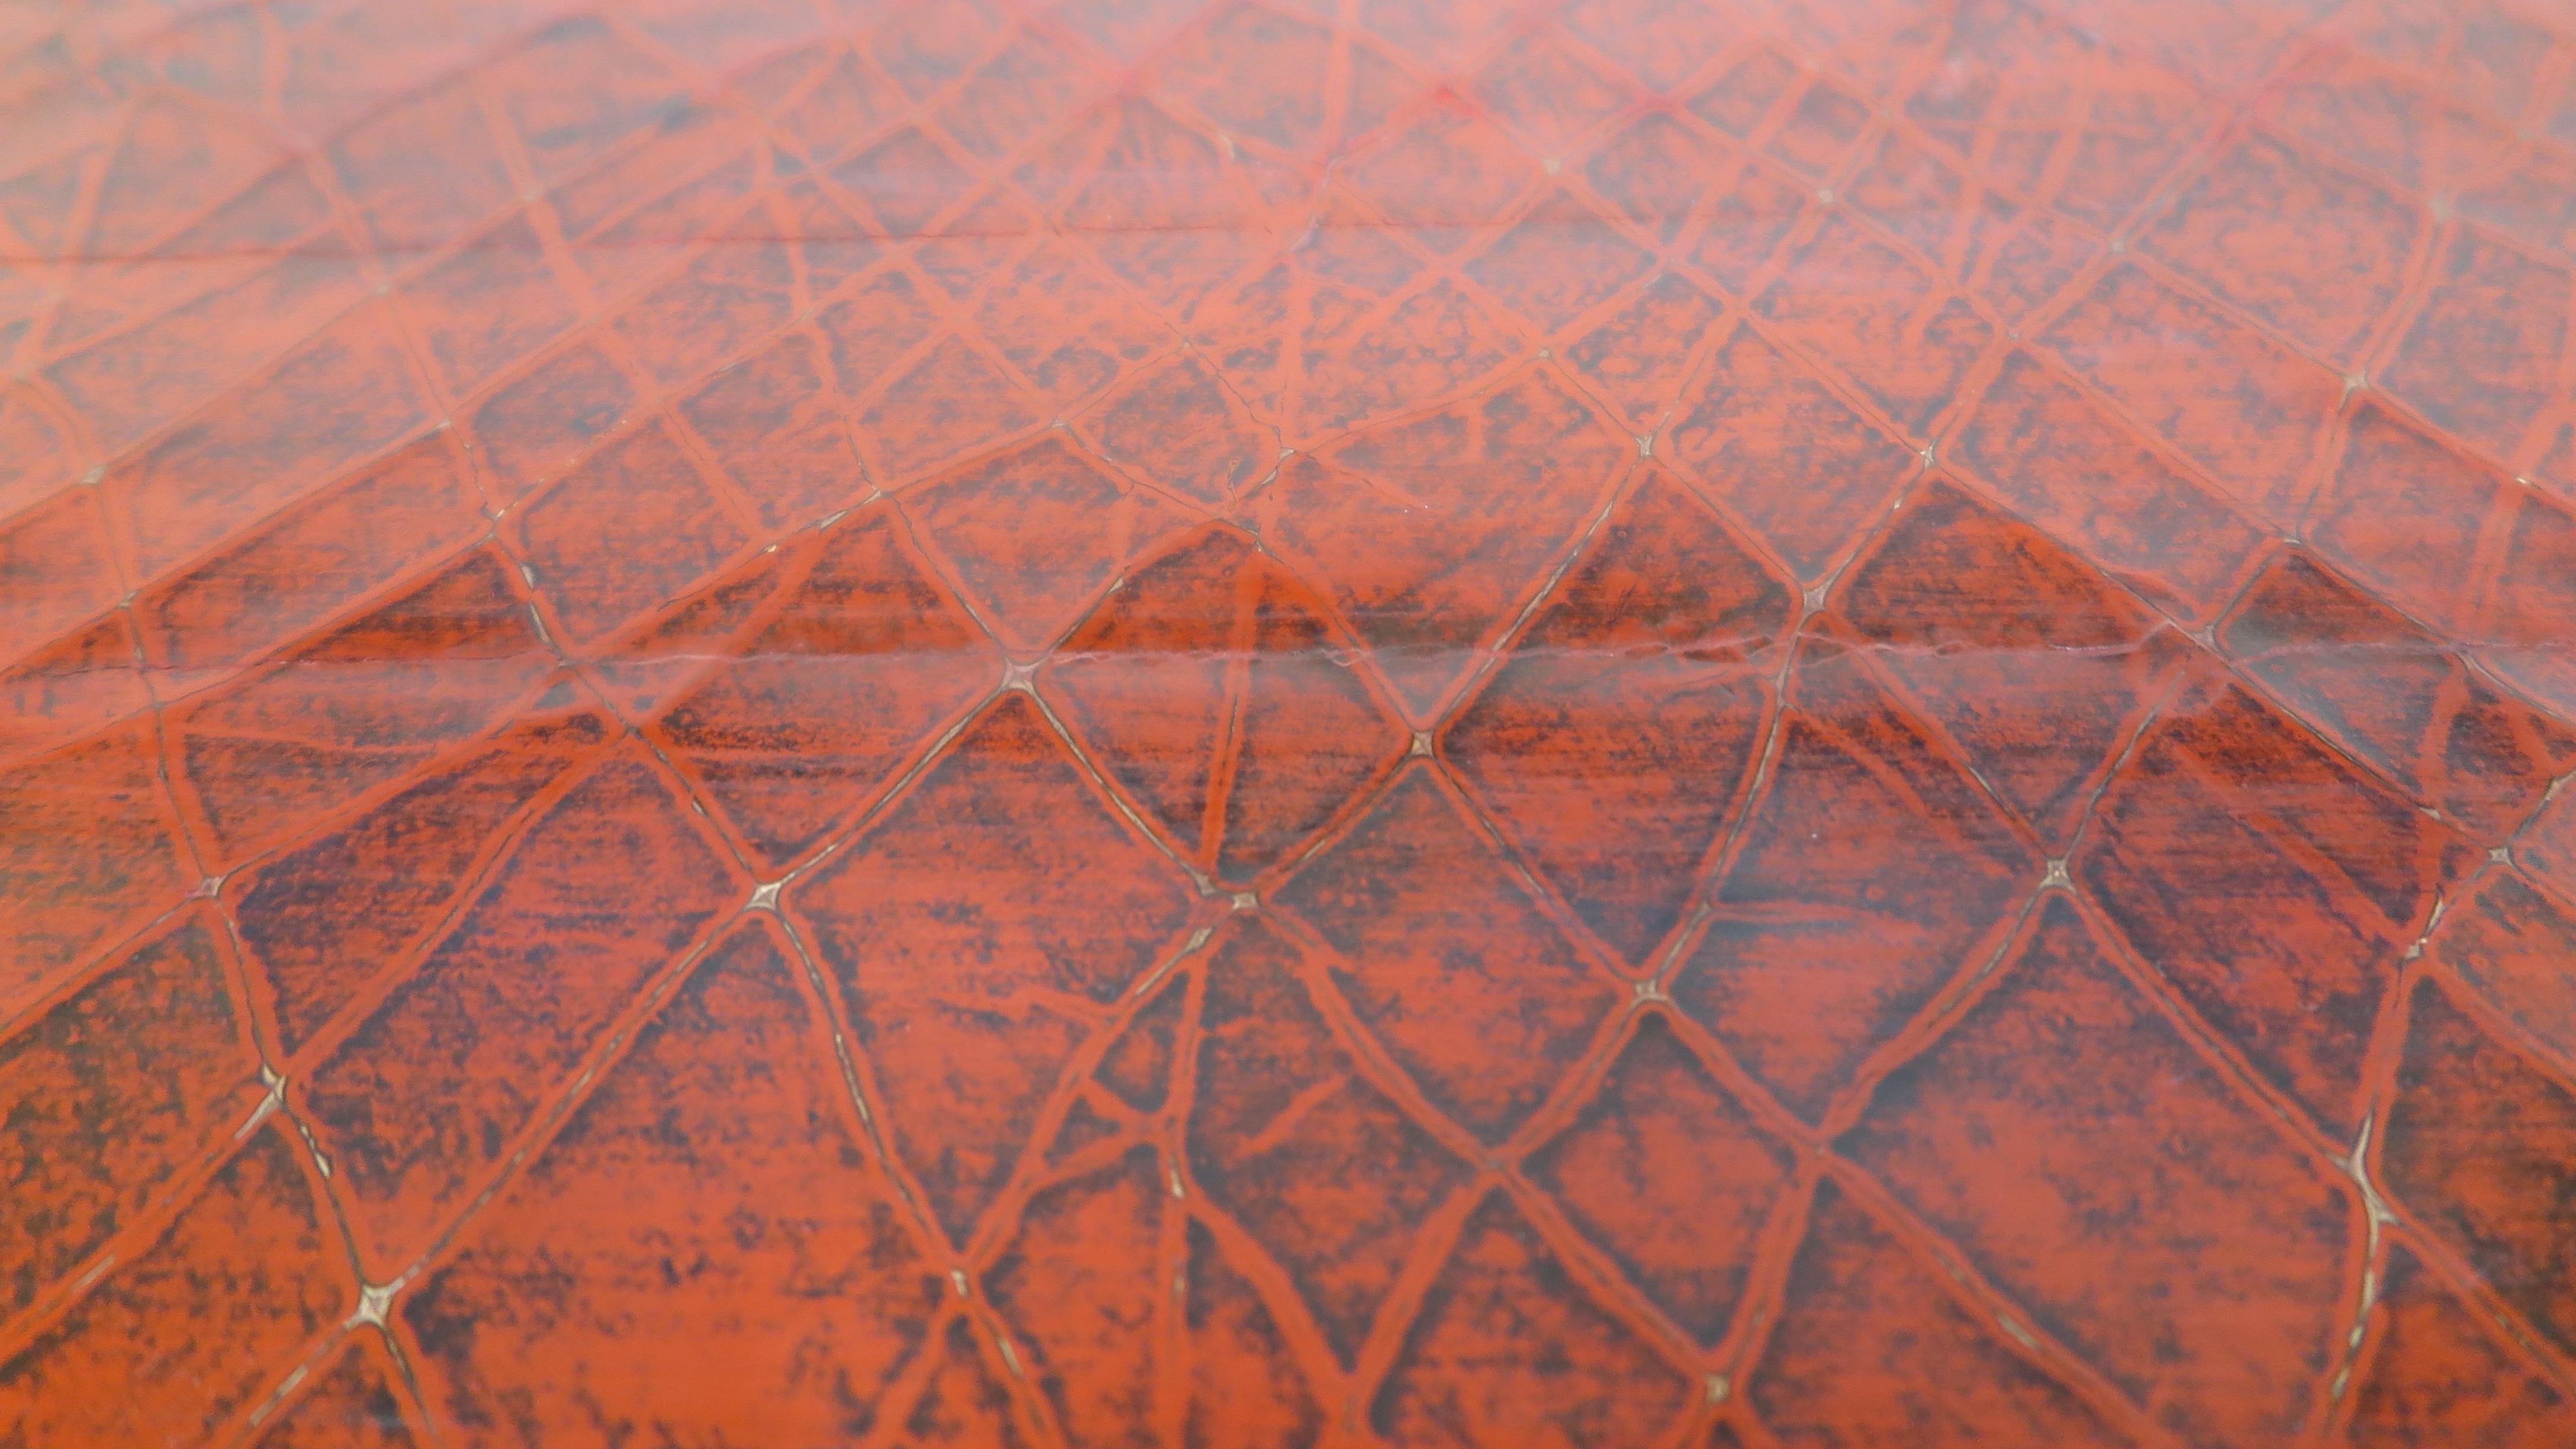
left=5, top=0, right=2576, bottom=1444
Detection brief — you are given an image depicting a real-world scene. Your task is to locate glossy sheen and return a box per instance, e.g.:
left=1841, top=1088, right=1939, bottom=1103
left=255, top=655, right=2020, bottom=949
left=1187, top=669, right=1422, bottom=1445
left=4, top=0, right=2575, bottom=1445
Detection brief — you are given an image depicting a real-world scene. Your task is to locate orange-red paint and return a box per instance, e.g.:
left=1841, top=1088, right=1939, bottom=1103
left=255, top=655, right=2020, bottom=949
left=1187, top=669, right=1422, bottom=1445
left=4, top=0, right=2576, bottom=1445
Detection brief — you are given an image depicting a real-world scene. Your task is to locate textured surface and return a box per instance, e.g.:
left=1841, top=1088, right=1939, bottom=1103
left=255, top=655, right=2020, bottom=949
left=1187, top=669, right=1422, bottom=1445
left=4, top=0, right=2576, bottom=1445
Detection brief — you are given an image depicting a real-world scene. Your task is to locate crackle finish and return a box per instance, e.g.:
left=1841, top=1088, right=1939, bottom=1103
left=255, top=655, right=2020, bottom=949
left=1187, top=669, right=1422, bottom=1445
left=5, top=0, right=2576, bottom=1444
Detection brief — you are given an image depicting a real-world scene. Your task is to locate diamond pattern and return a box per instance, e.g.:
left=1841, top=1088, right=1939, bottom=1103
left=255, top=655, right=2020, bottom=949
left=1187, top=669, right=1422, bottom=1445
left=1447, top=471, right=1792, bottom=963
left=2427, top=872, right=2576, bottom=1071
left=907, top=433, right=1193, bottom=655
left=2217, top=550, right=2576, bottom=842
left=1186, top=915, right=1469, bottom=1366
left=1663, top=319, right=1918, bottom=579
left=618, top=505, right=1002, bottom=871
left=1, top=722, right=198, bottom=1017
left=296, top=745, right=743, bottom=1275
left=1276, top=767, right=1617, bottom=1139
left=166, top=547, right=561, bottom=864
left=1759, top=212, right=1998, bottom=438
left=2042, top=263, right=2345, bottom=524
left=1843, top=897, right=2356, bottom=1449
left=0, top=912, right=259, bottom=1322
left=1746, top=1180, right=2139, bottom=1448
left=400, top=920, right=944, bottom=1444
left=1953, top=349, right=2271, bottom=622
left=1371, top=1193, right=1696, bottom=1448
left=1833, top=478, right=2188, bottom=845
left=2307, top=401, right=2576, bottom=716
left=2079, top=674, right=2477, bottom=1131
left=2381, top=975, right=2576, bottom=1361
left=1257, top=366, right=1631, bottom=715
left=981, top=1146, right=1170, bottom=1447
left=1525, top=1014, right=1796, bottom=1343
left=2336, top=1240, right=2576, bottom=1448
left=9, top=1, right=2576, bottom=1442
left=2139, top=131, right=2420, bottom=366
left=1044, top=524, right=1409, bottom=883
left=1673, top=640, right=2035, bottom=1118
left=788, top=692, right=1196, bottom=1244
left=0, top=1125, right=343, bottom=1445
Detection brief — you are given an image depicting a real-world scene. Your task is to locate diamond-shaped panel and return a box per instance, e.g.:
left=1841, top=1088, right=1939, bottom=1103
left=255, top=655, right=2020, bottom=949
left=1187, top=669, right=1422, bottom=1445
left=2381, top=975, right=2576, bottom=1361
left=1843, top=896, right=2355, bottom=1449
left=1445, top=469, right=1793, bottom=964
left=790, top=693, right=1195, bottom=1242
left=399, top=920, right=944, bottom=1442
left=1746, top=1179, right=2139, bottom=1448
left=1525, top=1014, right=1796, bottom=1343
left=1045, top=526, right=1408, bottom=883
left=1833, top=478, right=2187, bottom=845
left=1274, top=768, right=1618, bottom=1139
left=1371, top=1193, right=1696, bottom=1449
left=2079, top=675, right=2478, bottom=1131
left=1260, top=367, right=1633, bottom=716
left=1675, top=640, right=2035, bottom=1118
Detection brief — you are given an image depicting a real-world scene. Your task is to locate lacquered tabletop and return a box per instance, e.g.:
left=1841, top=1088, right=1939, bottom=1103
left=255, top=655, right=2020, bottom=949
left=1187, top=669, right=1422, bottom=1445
left=4, top=0, right=2575, bottom=1445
